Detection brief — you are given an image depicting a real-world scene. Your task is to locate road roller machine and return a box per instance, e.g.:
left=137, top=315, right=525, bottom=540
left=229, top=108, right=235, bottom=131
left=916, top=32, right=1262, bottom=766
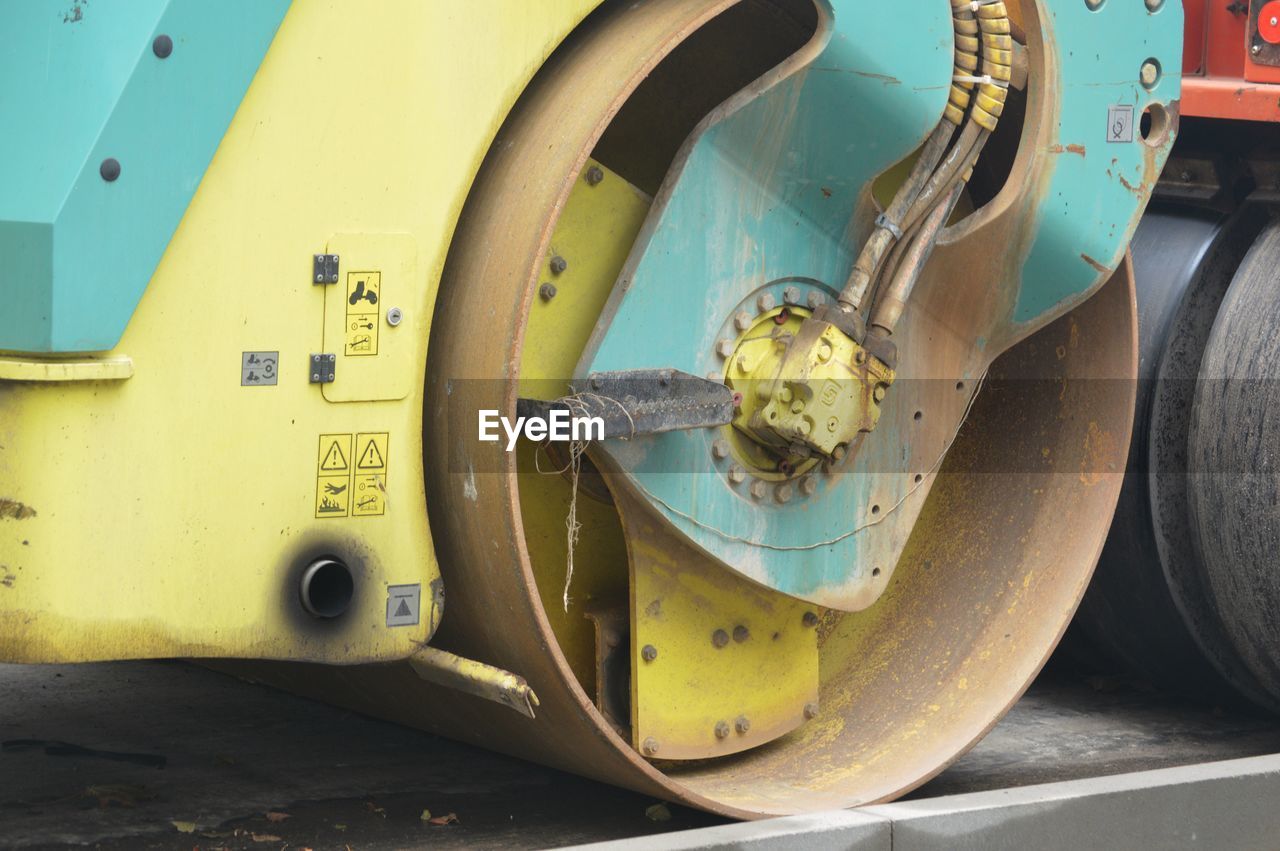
left=1069, top=1, right=1280, bottom=715
left=0, top=0, right=1179, bottom=817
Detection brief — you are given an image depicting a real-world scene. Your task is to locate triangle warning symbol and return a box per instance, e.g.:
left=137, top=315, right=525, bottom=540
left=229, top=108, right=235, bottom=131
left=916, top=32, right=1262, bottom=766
left=358, top=440, right=385, bottom=469
left=394, top=599, right=412, bottom=618
left=321, top=440, right=348, bottom=471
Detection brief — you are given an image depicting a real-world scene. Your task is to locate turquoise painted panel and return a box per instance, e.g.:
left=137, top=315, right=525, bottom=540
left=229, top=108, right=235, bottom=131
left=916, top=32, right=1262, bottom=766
left=581, top=0, right=1180, bottom=604
left=0, top=0, right=290, bottom=352
left=1016, top=0, right=1182, bottom=322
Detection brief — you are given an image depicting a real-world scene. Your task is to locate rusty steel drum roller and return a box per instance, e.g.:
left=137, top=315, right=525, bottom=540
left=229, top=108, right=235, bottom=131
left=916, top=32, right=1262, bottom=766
left=222, top=0, right=1179, bottom=816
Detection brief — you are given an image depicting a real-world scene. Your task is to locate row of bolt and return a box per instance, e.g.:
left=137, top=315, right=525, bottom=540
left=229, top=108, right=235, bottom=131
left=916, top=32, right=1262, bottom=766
left=539, top=167, right=605, bottom=300
left=637, top=610, right=822, bottom=756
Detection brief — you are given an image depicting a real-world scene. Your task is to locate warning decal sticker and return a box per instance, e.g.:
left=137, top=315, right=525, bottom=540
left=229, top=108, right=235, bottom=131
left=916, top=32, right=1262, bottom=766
left=315, top=432, right=388, bottom=519
left=345, top=271, right=381, bottom=357
left=386, top=584, right=420, bottom=627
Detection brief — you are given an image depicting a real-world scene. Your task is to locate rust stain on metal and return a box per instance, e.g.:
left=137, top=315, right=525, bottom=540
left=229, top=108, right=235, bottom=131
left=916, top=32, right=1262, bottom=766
left=1047, top=143, right=1086, bottom=157
left=1080, top=253, right=1108, bottom=275
left=1080, top=421, right=1119, bottom=486
left=1117, top=174, right=1143, bottom=196
left=0, top=500, right=37, bottom=521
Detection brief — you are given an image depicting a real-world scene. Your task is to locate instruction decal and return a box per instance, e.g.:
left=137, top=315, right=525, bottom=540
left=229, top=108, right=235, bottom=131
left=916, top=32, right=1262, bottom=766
left=315, top=432, right=389, bottom=519
left=353, top=432, right=389, bottom=516
left=345, top=271, right=381, bottom=357
left=386, top=584, right=420, bottom=627
left=1107, top=104, right=1134, bottom=144
left=241, top=351, right=278, bottom=386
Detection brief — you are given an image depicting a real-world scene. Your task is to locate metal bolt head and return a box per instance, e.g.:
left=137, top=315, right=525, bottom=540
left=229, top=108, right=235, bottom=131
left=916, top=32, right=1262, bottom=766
left=804, top=702, right=819, bottom=720
left=1140, top=60, right=1160, bottom=88
left=641, top=644, right=658, bottom=662
left=99, top=158, right=121, bottom=182
left=807, top=291, right=825, bottom=309
left=817, top=341, right=833, bottom=363
left=1253, top=43, right=1263, bottom=55
left=311, top=373, right=320, bottom=382
left=728, top=465, right=746, bottom=484
left=734, top=310, right=753, bottom=331
left=711, top=628, right=730, bottom=648
left=873, top=384, right=887, bottom=403
left=715, top=338, right=735, bottom=358
left=783, top=286, right=801, bottom=305
left=539, top=282, right=557, bottom=301
left=800, top=476, right=817, bottom=496
left=152, top=34, right=174, bottom=58
left=733, top=625, right=750, bottom=643
left=386, top=307, right=403, bottom=326
left=735, top=715, right=751, bottom=734
left=585, top=165, right=604, bottom=186
left=1085, top=0, right=1103, bottom=9
left=757, top=293, right=776, bottom=312
left=802, top=611, right=820, bottom=628
left=1144, top=0, right=1163, bottom=10
left=549, top=255, right=568, bottom=275
left=749, top=480, right=768, bottom=500
left=642, top=737, right=660, bottom=756
left=854, top=350, right=868, bottom=366
left=712, top=439, right=730, bottom=459
left=775, top=483, right=793, bottom=504
left=832, top=443, right=848, bottom=461
left=714, top=721, right=731, bottom=739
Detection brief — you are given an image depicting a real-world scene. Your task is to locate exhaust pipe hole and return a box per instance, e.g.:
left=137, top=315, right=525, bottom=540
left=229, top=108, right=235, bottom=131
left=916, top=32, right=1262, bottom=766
left=299, top=557, right=354, bottom=619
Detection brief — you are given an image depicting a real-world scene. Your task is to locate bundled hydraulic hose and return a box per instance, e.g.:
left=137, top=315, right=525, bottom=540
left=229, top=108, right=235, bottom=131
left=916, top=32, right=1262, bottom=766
left=838, top=0, right=1013, bottom=337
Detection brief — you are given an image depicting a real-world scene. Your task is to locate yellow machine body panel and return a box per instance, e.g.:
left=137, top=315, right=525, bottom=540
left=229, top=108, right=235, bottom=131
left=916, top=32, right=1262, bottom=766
left=0, top=0, right=602, bottom=664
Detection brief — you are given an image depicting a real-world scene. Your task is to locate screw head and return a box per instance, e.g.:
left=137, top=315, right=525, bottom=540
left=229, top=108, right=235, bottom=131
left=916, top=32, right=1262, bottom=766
left=749, top=480, right=768, bottom=500
left=775, top=483, right=793, bottom=503
left=735, top=715, right=751, bottom=734
left=712, top=439, right=730, bottom=460
left=99, top=158, right=121, bottom=182
left=549, top=255, right=568, bottom=275
left=152, top=34, right=174, bottom=58
left=734, top=310, right=753, bottom=331
left=642, top=737, right=660, bottom=756
left=804, top=702, right=819, bottom=720
left=386, top=307, right=403, bottom=326
left=1144, top=0, right=1163, bottom=9
left=733, top=625, right=750, bottom=643
left=539, top=282, right=557, bottom=301
left=757, top=293, right=776, bottom=312
left=873, top=384, right=887, bottom=403
left=802, top=611, right=820, bottom=628
left=641, top=644, right=658, bottom=662
left=807, top=291, right=825, bottom=309
left=711, top=628, right=730, bottom=648
left=585, top=165, right=604, bottom=186
left=1253, top=43, right=1263, bottom=55
left=728, top=465, right=746, bottom=484
left=800, top=476, right=817, bottom=496
left=714, top=721, right=731, bottom=739
left=715, top=339, right=735, bottom=358
left=783, top=286, right=801, bottom=305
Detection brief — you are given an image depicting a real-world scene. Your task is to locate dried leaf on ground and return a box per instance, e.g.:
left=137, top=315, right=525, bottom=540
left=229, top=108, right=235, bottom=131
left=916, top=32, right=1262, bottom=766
left=171, top=820, right=197, bottom=834
left=264, top=811, right=290, bottom=823
left=250, top=833, right=282, bottom=843
left=428, top=812, right=459, bottom=826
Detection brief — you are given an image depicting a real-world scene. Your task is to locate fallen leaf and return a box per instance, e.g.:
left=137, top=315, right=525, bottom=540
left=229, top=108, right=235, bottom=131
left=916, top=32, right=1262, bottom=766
left=85, top=784, right=147, bottom=809
left=428, top=812, right=459, bottom=826
left=334, top=823, right=348, bottom=831
left=250, top=833, right=282, bottom=843
left=645, top=803, right=672, bottom=822
left=172, top=820, right=197, bottom=834
left=419, top=809, right=432, bottom=822
left=364, top=801, right=386, bottom=818
left=265, top=812, right=290, bottom=823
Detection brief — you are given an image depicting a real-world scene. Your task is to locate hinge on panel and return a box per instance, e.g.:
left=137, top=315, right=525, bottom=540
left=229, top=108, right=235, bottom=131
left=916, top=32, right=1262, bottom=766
left=313, top=253, right=340, bottom=285
left=309, top=353, right=336, bottom=384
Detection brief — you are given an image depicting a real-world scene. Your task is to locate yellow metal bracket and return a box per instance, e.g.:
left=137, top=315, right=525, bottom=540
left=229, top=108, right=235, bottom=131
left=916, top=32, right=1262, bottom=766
left=0, top=356, right=133, bottom=382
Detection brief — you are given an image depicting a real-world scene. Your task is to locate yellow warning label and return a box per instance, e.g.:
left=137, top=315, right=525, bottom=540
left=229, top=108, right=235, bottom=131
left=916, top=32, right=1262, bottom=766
left=345, top=271, right=381, bottom=357
left=315, top=432, right=389, bottom=519
left=355, top=432, right=388, bottom=472
left=318, top=433, right=351, bottom=473
left=353, top=474, right=386, bottom=516
left=316, top=475, right=351, bottom=517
